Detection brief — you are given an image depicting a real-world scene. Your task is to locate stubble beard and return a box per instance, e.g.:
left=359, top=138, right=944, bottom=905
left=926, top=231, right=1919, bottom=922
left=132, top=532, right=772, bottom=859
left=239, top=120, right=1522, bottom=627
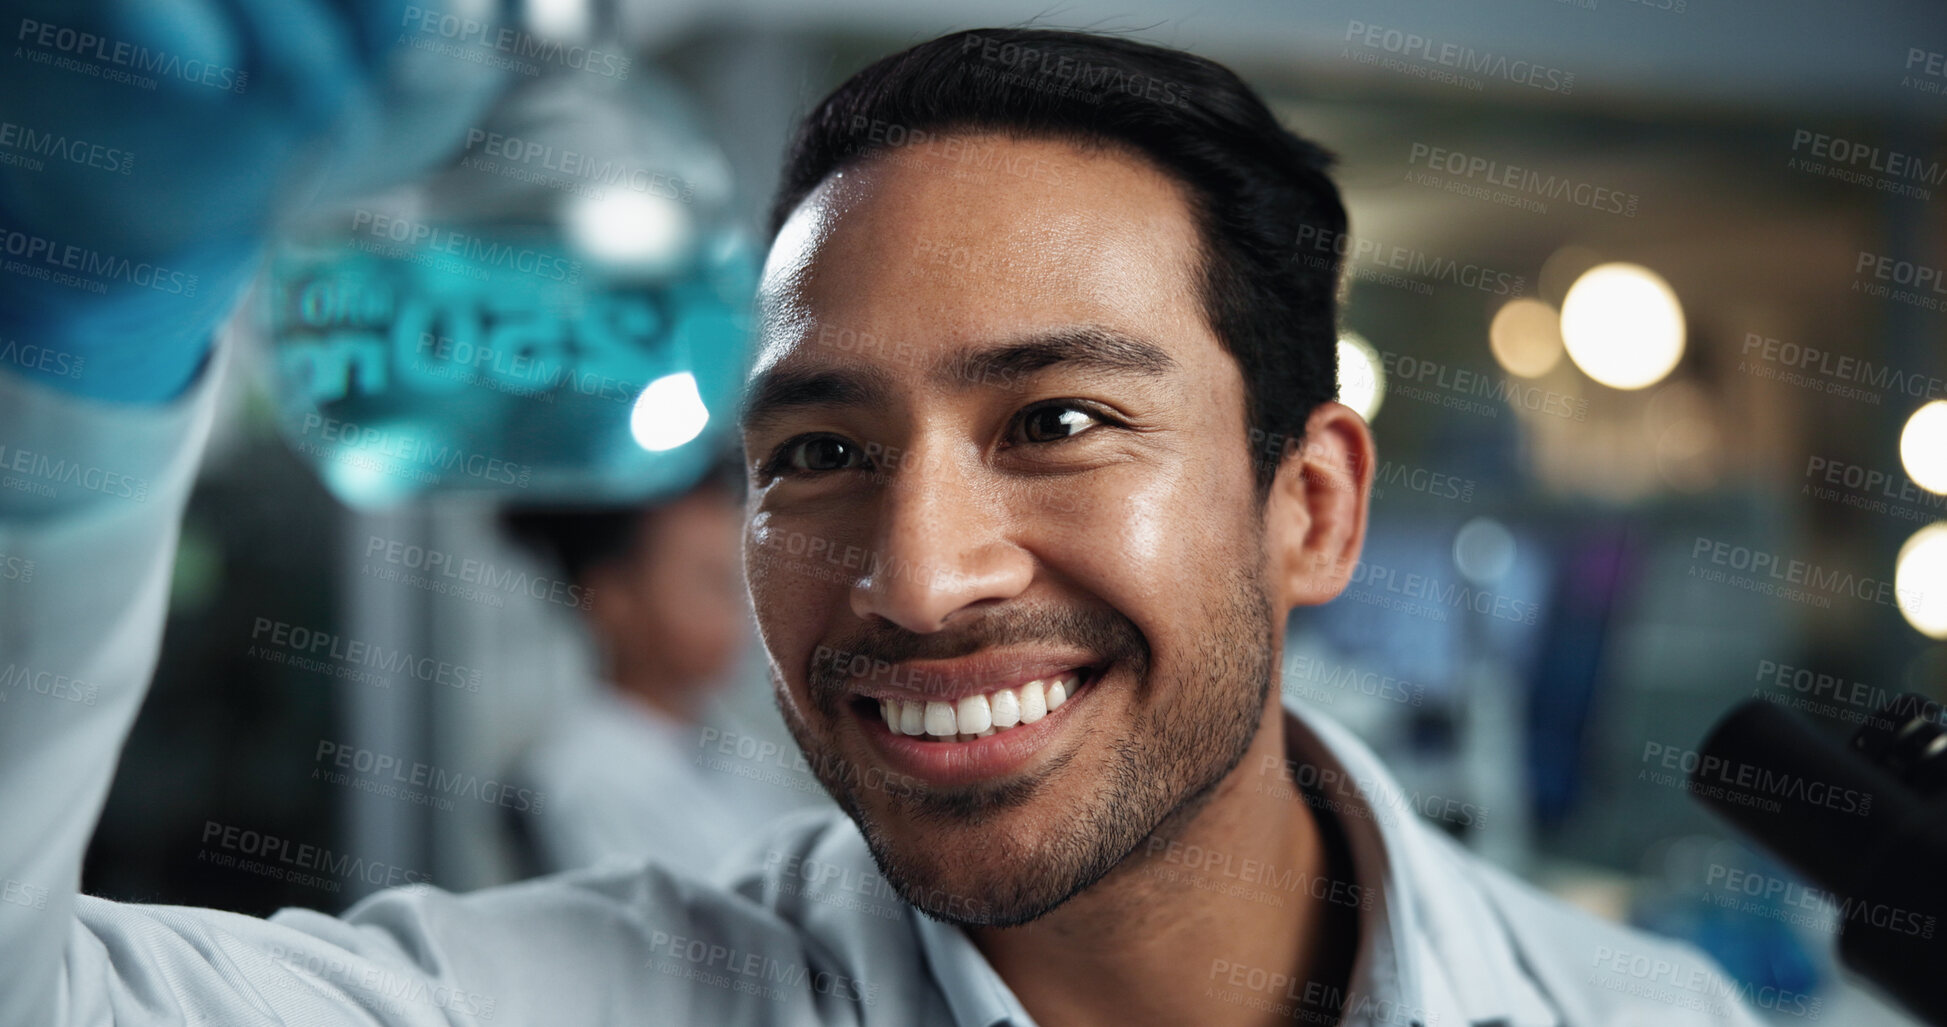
left=774, top=563, right=1276, bottom=928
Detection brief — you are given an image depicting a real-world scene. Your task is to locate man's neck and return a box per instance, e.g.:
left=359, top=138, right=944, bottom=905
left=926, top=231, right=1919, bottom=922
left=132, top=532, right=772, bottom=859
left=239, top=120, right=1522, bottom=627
left=966, top=691, right=1361, bottom=1027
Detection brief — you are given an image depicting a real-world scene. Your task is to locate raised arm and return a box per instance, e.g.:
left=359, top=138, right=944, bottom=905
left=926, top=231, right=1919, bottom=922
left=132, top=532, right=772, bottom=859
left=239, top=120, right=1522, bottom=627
left=0, top=2, right=506, bottom=1021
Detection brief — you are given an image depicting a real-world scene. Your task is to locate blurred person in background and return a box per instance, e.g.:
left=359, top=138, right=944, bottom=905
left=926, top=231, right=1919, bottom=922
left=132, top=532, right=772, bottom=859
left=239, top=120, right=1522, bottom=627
left=500, top=466, right=820, bottom=878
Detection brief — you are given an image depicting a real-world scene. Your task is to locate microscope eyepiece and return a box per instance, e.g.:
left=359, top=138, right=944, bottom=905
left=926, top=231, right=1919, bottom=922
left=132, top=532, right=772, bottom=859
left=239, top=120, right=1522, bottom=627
left=1694, top=693, right=1947, bottom=1025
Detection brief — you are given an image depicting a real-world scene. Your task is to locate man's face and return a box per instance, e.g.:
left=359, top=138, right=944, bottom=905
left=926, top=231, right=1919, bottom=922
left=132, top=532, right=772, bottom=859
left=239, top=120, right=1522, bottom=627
left=741, top=134, right=1279, bottom=926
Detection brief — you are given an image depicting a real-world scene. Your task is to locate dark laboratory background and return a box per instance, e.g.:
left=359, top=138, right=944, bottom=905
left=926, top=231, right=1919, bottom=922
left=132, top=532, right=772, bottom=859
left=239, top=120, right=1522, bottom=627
left=69, top=1, right=1947, bottom=1023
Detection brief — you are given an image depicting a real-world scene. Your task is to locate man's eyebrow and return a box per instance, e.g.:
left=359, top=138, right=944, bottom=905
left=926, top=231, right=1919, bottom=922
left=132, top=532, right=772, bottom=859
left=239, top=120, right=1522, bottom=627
left=933, top=326, right=1177, bottom=388
left=740, top=363, right=894, bottom=431
left=739, top=325, right=1175, bottom=430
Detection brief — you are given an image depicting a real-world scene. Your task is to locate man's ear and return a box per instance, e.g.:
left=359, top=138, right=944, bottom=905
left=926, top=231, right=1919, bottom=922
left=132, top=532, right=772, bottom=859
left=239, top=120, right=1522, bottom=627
left=1265, top=401, right=1375, bottom=609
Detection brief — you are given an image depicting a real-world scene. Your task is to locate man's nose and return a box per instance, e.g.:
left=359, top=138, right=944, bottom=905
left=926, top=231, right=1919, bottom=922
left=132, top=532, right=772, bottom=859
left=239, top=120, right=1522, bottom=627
left=848, top=449, right=1033, bottom=634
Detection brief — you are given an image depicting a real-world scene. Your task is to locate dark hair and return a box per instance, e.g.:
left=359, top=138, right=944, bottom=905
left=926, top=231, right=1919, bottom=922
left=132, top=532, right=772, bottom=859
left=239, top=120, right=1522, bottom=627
left=771, top=28, right=1347, bottom=488
left=498, top=462, right=741, bottom=587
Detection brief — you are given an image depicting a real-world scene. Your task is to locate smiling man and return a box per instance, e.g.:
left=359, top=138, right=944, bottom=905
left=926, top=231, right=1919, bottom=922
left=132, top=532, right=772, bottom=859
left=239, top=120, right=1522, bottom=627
left=724, top=29, right=1762, bottom=1027
left=0, top=19, right=1765, bottom=1027
left=737, top=48, right=1375, bottom=1020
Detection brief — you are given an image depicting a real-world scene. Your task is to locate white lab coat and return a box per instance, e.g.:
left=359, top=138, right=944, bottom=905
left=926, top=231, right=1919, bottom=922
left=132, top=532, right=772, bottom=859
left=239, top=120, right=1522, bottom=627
left=0, top=356, right=1769, bottom=1026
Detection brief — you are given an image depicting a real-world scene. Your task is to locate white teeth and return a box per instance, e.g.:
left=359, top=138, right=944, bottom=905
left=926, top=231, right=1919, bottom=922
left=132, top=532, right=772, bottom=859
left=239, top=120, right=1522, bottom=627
left=873, top=671, right=1084, bottom=741
left=956, top=694, right=992, bottom=734
left=924, top=701, right=957, bottom=737
left=1018, top=680, right=1047, bottom=724
left=990, top=688, right=1021, bottom=728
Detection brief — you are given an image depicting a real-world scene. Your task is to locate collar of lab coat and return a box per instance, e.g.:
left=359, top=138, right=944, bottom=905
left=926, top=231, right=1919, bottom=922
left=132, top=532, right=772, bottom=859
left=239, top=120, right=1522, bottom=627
left=906, top=698, right=1561, bottom=1027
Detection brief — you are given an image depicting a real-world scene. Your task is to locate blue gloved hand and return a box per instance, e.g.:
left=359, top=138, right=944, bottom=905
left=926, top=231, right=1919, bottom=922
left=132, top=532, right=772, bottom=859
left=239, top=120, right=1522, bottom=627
left=0, top=0, right=509, bottom=402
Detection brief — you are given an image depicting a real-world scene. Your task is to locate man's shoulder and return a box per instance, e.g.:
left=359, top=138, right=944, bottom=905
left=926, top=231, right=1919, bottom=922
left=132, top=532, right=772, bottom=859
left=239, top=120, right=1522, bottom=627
left=319, top=848, right=815, bottom=959
left=308, top=808, right=885, bottom=950
left=1420, top=831, right=1770, bottom=1026
left=1288, top=704, right=1767, bottom=1025
left=444, top=806, right=904, bottom=944
left=261, top=816, right=895, bottom=1022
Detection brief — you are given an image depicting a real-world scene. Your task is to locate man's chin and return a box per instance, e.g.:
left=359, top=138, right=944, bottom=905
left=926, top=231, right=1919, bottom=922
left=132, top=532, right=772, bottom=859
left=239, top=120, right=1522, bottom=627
left=874, top=852, right=1064, bottom=928
left=852, top=812, right=1111, bottom=928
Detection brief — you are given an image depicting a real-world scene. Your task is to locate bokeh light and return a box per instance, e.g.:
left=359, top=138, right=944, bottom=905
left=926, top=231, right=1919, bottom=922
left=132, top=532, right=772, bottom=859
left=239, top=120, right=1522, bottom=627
left=1560, top=263, right=1685, bottom=390
left=631, top=372, right=710, bottom=452
left=1336, top=330, right=1384, bottom=422
left=524, top=0, right=593, bottom=39
left=1453, top=517, right=1517, bottom=585
left=567, top=190, right=693, bottom=272
left=1489, top=297, right=1565, bottom=378
left=1899, top=400, right=1947, bottom=495
left=1895, top=521, right=1947, bottom=639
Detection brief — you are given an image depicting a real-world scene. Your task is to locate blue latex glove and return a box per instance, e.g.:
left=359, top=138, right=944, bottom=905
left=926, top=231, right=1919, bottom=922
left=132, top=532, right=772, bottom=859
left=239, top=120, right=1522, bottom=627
left=0, top=0, right=509, bottom=402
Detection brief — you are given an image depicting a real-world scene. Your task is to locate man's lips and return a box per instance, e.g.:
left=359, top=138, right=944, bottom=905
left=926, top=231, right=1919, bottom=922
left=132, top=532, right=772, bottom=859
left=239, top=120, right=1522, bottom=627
left=836, top=649, right=1106, bottom=705
left=847, top=664, right=1108, bottom=784
left=857, top=666, right=1094, bottom=742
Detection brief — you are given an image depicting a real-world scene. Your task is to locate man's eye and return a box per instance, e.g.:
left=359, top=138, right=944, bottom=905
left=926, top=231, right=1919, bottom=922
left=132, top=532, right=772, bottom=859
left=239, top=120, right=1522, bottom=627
left=1015, top=403, right=1103, bottom=444
left=777, top=435, right=868, bottom=474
